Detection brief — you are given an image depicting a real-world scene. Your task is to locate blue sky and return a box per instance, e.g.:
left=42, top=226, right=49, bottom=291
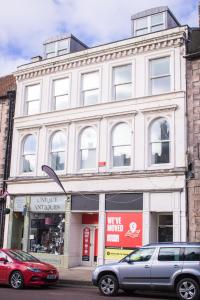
left=0, top=0, right=199, bottom=76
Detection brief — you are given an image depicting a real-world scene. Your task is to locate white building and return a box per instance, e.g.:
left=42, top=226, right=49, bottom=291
left=4, top=7, right=188, bottom=268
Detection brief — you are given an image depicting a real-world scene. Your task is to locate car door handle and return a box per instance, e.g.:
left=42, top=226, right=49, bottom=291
left=174, top=265, right=180, bottom=268
left=145, top=265, right=150, bottom=268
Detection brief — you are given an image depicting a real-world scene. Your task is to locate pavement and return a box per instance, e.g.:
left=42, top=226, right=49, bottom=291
left=58, top=266, right=94, bottom=286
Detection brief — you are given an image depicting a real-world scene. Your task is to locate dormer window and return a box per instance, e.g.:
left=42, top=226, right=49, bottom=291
left=135, top=13, right=165, bottom=36
left=45, top=39, right=69, bottom=58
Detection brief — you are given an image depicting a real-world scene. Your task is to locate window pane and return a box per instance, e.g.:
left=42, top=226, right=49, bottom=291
left=81, top=128, right=96, bottom=149
left=151, top=57, right=170, bottom=77
left=135, top=17, right=148, bottom=29
left=113, top=123, right=131, bottom=146
left=151, top=119, right=170, bottom=141
left=151, top=76, right=170, bottom=95
left=113, top=145, right=131, bottom=167
left=115, top=84, right=132, bottom=100
left=27, top=84, right=40, bottom=101
left=159, top=215, right=173, bottom=226
left=135, top=28, right=148, bottom=36
left=82, top=72, right=99, bottom=90
left=83, top=90, right=98, bottom=106
left=184, top=248, right=200, bottom=261
left=45, top=42, right=55, bottom=54
left=30, top=213, right=65, bottom=255
left=51, top=132, right=65, bottom=152
left=151, top=24, right=164, bottom=33
left=58, top=39, right=68, bottom=51
left=129, top=248, right=155, bottom=262
left=81, top=149, right=96, bottom=169
left=27, top=100, right=40, bottom=115
left=158, top=227, right=173, bottom=242
left=51, top=152, right=65, bottom=170
left=46, top=52, right=55, bottom=59
left=114, top=65, right=132, bottom=85
left=23, top=155, right=35, bottom=172
left=158, top=248, right=181, bottom=261
left=24, top=135, right=36, bottom=154
left=151, top=142, right=169, bottom=164
left=54, top=78, right=69, bottom=96
left=55, top=95, right=69, bottom=110
left=151, top=13, right=164, bottom=26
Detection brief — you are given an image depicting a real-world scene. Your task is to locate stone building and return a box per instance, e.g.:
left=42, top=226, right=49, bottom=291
left=0, top=75, right=16, bottom=246
left=4, top=7, right=188, bottom=268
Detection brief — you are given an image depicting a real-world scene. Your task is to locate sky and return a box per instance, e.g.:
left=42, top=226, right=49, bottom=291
left=0, top=0, right=199, bottom=77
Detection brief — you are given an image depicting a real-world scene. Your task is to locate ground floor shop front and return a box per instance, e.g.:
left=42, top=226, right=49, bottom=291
left=4, top=186, right=186, bottom=268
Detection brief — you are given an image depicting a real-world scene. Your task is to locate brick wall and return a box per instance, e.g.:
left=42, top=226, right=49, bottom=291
left=187, top=58, right=200, bottom=241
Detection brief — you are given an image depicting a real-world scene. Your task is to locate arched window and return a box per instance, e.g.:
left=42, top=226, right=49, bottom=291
left=80, top=127, right=97, bottom=169
left=22, top=135, right=36, bottom=172
left=112, top=123, right=131, bottom=167
left=150, top=118, right=170, bottom=164
left=50, top=131, right=66, bottom=171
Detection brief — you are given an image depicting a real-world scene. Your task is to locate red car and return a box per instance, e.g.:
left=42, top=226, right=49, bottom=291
left=0, top=249, right=59, bottom=289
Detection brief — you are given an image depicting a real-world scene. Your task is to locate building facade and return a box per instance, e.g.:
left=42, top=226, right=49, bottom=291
left=0, top=75, right=16, bottom=247
left=4, top=7, right=188, bottom=268
left=186, top=22, right=200, bottom=242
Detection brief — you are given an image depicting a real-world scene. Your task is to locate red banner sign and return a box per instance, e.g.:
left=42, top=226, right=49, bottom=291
left=105, top=212, right=143, bottom=248
left=82, top=227, right=90, bottom=261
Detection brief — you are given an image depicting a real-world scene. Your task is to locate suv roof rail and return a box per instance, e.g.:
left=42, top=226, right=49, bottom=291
left=144, top=242, right=200, bottom=247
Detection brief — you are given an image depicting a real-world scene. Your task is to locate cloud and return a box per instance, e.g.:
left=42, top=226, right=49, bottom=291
left=0, top=0, right=198, bottom=76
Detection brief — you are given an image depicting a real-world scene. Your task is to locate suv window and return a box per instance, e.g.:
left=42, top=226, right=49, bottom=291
left=129, top=248, right=155, bottom=262
left=184, top=247, right=200, bottom=261
left=158, top=247, right=181, bottom=261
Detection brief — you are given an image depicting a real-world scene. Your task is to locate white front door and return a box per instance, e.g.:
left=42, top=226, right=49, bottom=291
left=81, top=226, right=98, bottom=266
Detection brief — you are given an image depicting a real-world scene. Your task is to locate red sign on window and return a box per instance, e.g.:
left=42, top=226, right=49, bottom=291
left=105, top=212, right=143, bottom=248
left=82, top=227, right=90, bottom=261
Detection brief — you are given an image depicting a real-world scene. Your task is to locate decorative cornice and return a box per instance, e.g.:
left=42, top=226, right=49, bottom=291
left=140, top=104, right=178, bottom=114
left=15, top=31, right=186, bottom=81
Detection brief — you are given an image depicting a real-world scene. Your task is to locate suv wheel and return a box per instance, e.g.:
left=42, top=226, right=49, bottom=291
left=98, top=274, right=119, bottom=296
left=10, top=271, right=24, bottom=289
left=177, top=278, right=200, bottom=300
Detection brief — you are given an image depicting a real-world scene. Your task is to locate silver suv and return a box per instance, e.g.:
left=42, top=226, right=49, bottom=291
left=92, top=243, right=200, bottom=300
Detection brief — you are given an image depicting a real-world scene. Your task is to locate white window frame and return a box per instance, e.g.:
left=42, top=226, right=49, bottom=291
left=80, top=71, right=100, bottom=107
left=79, top=126, right=97, bottom=171
left=149, top=117, right=171, bottom=166
left=20, top=133, right=38, bottom=176
left=112, top=64, right=133, bottom=101
left=24, top=83, right=41, bottom=116
left=49, top=130, right=66, bottom=172
left=52, top=77, right=70, bottom=111
left=134, top=12, right=166, bottom=36
left=45, top=39, right=69, bottom=58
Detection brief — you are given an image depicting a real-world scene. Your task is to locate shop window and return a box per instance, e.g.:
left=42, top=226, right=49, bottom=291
left=29, top=213, right=65, bottom=255
left=25, top=84, right=40, bottom=115
left=50, top=131, right=66, bottom=171
left=22, top=134, right=36, bottom=173
left=150, top=118, right=170, bottom=165
left=112, top=123, right=131, bottom=167
left=113, top=64, right=132, bottom=101
left=158, top=214, right=173, bottom=242
left=53, top=77, right=69, bottom=110
left=150, top=57, right=170, bottom=95
left=80, top=127, right=97, bottom=169
left=81, top=71, right=99, bottom=106
left=158, top=247, right=181, bottom=261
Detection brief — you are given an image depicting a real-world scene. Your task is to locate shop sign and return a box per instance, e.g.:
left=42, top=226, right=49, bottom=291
left=14, top=197, right=26, bottom=212
left=82, top=227, right=90, bottom=261
left=105, top=248, right=133, bottom=260
left=30, top=196, right=66, bottom=212
left=105, top=212, right=143, bottom=249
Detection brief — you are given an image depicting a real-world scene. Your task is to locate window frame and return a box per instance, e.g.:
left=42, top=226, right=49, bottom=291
left=149, top=117, right=171, bottom=166
left=24, top=83, right=41, bottom=116
left=21, top=134, right=37, bottom=174
left=112, top=64, right=133, bottom=101
left=79, top=126, right=97, bottom=171
left=49, top=130, right=66, bottom=172
left=134, top=12, right=166, bottom=37
left=149, top=56, right=171, bottom=95
left=157, top=247, right=183, bottom=262
left=52, top=77, right=70, bottom=111
left=80, top=71, right=100, bottom=107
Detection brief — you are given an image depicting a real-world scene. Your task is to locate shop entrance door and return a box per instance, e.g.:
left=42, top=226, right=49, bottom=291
left=82, top=226, right=98, bottom=267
